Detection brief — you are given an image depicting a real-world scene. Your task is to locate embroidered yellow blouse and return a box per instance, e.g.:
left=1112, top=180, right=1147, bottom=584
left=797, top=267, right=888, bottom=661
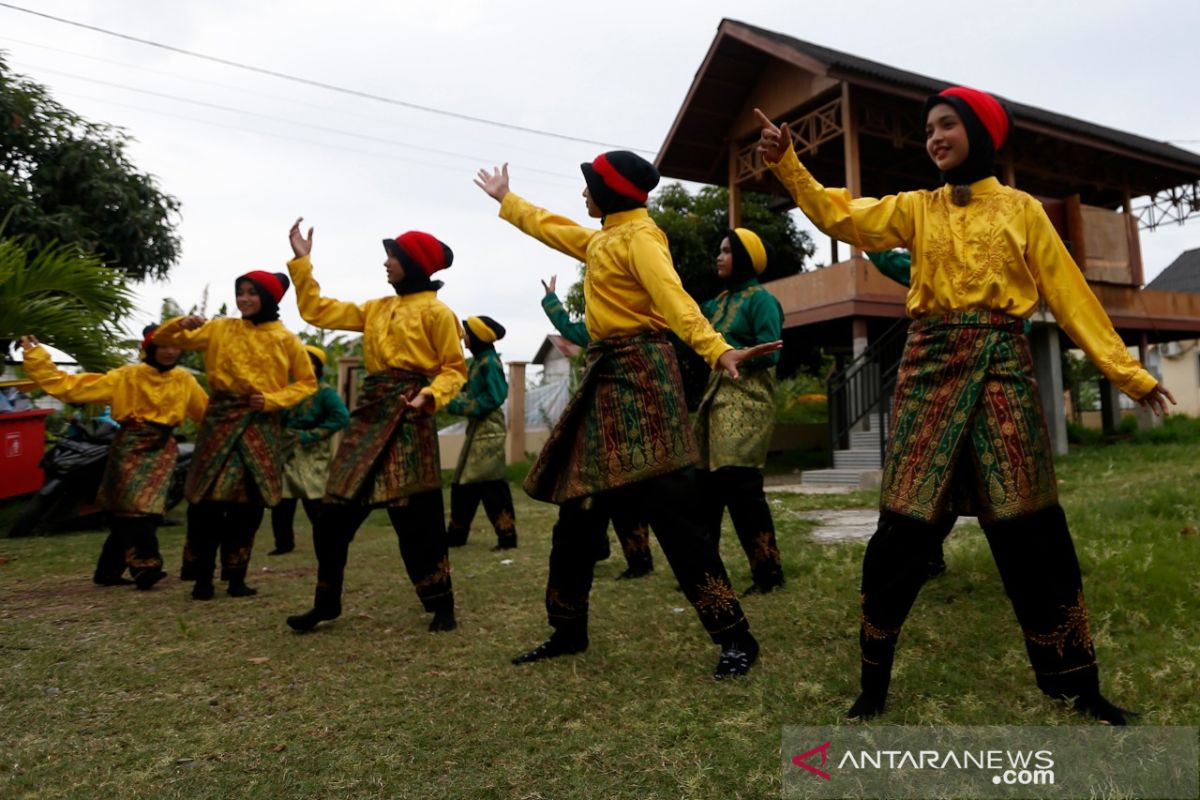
left=767, top=145, right=1156, bottom=399
left=154, top=317, right=317, bottom=412
left=286, top=255, right=467, bottom=411
left=498, top=193, right=732, bottom=368
left=23, top=346, right=208, bottom=426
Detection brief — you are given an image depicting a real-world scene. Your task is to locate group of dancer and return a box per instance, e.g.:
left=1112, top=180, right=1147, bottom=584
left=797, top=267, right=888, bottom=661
left=19, top=83, right=1174, bottom=722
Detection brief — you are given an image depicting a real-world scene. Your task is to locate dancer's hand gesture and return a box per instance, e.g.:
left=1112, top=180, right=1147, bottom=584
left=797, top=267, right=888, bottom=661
left=406, top=391, right=433, bottom=415
left=474, top=163, right=510, bottom=202
left=717, top=340, right=784, bottom=380
left=754, top=108, right=792, bottom=164
left=541, top=275, right=557, bottom=296
left=1137, top=384, right=1176, bottom=416
left=18, top=335, right=40, bottom=351
left=290, top=217, right=314, bottom=258
left=178, top=315, right=207, bottom=330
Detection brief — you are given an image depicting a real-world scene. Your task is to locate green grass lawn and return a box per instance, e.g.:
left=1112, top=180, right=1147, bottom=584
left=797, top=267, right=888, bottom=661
left=1, top=436, right=1198, bottom=799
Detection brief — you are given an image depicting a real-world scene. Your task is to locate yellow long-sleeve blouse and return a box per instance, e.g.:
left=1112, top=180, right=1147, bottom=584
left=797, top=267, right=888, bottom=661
left=767, top=145, right=1157, bottom=399
left=498, top=193, right=732, bottom=368
left=153, top=317, right=317, bottom=412
left=23, top=346, right=208, bottom=427
left=286, top=255, right=467, bottom=411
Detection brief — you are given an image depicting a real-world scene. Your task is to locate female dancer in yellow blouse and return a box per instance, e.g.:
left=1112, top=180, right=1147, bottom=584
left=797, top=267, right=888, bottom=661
left=755, top=87, right=1172, bottom=723
left=20, top=327, right=207, bottom=589
left=283, top=220, right=466, bottom=634
left=156, top=272, right=317, bottom=599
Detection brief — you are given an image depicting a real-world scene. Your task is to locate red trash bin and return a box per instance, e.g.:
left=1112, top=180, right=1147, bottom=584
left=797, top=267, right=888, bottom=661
left=0, top=408, right=54, bottom=500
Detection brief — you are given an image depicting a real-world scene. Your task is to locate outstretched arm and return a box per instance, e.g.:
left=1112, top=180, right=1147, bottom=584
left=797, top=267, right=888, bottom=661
left=19, top=336, right=116, bottom=404
left=475, top=164, right=595, bottom=261
left=540, top=276, right=591, bottom=347
left=755, top=108, right=914, bottom=251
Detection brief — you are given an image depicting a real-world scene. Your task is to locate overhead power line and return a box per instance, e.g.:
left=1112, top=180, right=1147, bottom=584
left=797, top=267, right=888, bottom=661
left=13, top=60, right=580, bottom=183
left=0, top=1, right=654, bottom=153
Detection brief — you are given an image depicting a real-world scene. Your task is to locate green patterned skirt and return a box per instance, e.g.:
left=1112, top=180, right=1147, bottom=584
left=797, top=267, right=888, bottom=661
left=281, top=435, right=335, bottom=500
left=324, top=369, right=441, bottom=506
left=694, top=366, right=777, bottom=470
left=524, top=332, right=698, bottom=504
left=99, top=421, right=177, bottom=516
left=453, top=409, right=507, bottom=485
left=185, top=392, right=283, bottom=505
left=881, top=311, right=1058, bottom=524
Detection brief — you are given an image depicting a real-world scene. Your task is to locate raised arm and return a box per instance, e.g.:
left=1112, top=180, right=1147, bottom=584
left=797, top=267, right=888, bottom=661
left=755, top=108, right=914, bottom=251
left=540, top=277, right=590, bottom=347
left=20, top=337, right=116, bottom=404
left=286, top=218, right=367, bottom=332
left=1024, top=200, right=1170, bottom=414
left=475, top=164, right=595, bottom=261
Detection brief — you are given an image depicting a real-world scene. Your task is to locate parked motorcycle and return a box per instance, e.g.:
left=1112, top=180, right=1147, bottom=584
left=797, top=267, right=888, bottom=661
left=7, top=418, right=192, bottom=537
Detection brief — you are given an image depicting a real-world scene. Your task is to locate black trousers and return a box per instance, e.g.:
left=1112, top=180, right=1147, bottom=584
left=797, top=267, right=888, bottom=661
left=545, top=468, right=749, bottom=646
left=94, top=515, right=164, bottom=583
left=447, top=480, right=517, bottom=547
left=270, top=498, right=324, bottom=550
left=859, top=504, right=1100, bottom=699
left=599, top=507, right=653, bottom=572
left=309, top=488, right=453, bottom=616
left=697, top=467, right=783, bottom=589
left=183, top=501, right=264, bottom=586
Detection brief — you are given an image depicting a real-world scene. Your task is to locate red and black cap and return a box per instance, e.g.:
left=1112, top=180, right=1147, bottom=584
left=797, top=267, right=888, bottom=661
left=237, top=270, right=291, bottom=304
left=383, top=231, right=453, bottom=277
left=923, top=85, right=1013, bottom=186
left=581, top=151, right=660, bottom=214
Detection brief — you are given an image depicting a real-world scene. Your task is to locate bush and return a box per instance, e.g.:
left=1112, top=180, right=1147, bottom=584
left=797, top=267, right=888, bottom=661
left=1117, top=414, right=1139, bottom=435
left=1066, top=421, right=1105, bottom=446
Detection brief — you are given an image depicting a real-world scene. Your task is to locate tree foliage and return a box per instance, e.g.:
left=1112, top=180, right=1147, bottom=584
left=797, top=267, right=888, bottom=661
left=0, top=53, right=181, bottom=281
left=1, top=235, right=135, bottom=370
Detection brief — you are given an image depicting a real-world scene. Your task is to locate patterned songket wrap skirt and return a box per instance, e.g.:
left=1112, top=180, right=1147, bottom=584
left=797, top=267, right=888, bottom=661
left=523, top=332, right=698, bottom=504
left=324, top=369, right=441, bottom=506
left=881, top=310, right=1058, bottom=524
left=98, top=420, right=178, bottom=516
left=185, top=392, right=284, bottom=506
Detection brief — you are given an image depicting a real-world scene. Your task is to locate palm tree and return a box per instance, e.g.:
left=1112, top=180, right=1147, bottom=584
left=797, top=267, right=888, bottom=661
left=0, top=235, right=134, bottom=370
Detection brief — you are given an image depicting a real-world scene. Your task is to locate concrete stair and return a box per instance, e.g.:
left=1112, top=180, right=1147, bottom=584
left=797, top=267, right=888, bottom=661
left=801, top=414, right=889, bottom=487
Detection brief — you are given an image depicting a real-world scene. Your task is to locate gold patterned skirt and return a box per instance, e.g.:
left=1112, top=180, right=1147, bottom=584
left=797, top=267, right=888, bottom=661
left=281, top=435, right=335, bottom=500
left=694, top=366, right=777, bottom=470
left=453, top=409, right=507, bottom=485
left=881, top=311, right=1058, bottom=524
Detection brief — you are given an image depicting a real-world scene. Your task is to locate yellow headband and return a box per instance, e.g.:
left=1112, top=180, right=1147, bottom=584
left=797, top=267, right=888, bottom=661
left=304, top=344, right=328, bottom=365
left=732, top=228, right=768, bottom=274
left=465, top=316, right=497, bottom=344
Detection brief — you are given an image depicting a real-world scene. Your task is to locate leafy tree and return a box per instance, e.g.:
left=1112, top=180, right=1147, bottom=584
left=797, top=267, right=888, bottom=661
left=1, top=235, right=134, bottom=370
left=0, top=53, right=181, bottom=281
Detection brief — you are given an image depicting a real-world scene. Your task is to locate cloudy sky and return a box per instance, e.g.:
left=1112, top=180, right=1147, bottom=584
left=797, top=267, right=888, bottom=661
left=4, top=0, right=1199, bottom=372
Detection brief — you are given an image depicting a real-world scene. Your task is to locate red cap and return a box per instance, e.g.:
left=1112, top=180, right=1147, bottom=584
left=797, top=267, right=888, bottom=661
left=938, top=86, right=1010, bottom=150
left=239, top=270, right=287, bottom=303
left=386, top=231, right=452, bottom=276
